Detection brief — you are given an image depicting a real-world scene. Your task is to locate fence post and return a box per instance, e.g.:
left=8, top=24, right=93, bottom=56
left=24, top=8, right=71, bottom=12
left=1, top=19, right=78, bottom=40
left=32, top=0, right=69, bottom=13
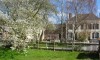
left=46, top=41, right=48, bottom=49
left=53, top=40, right=55, bottom=51
left=98, top=41, right=100, bottom=59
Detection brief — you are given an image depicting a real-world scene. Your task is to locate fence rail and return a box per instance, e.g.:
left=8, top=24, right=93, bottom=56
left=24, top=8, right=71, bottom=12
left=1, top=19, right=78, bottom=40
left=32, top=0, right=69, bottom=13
left=35, top=42, right=99, bottom=51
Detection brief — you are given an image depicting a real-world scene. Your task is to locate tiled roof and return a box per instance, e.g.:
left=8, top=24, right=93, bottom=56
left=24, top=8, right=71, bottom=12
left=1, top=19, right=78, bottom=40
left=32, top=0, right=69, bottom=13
left=68, top=13, right=99, bottom=21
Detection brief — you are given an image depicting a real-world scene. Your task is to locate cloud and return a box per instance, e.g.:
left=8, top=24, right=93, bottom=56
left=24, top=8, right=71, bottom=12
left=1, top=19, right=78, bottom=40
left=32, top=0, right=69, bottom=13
left=48, top=16, right=57, bottom=24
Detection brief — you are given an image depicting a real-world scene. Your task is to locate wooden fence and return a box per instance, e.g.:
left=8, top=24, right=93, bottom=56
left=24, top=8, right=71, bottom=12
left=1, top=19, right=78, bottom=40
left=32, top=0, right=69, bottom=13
left=34, top=42, right=99, bottom=51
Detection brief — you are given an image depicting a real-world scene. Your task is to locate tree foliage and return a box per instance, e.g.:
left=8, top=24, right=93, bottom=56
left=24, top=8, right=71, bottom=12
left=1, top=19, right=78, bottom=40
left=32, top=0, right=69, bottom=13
left=77, top=31, right=90, bottom=42
left=1, top=0, right=56, bottom=51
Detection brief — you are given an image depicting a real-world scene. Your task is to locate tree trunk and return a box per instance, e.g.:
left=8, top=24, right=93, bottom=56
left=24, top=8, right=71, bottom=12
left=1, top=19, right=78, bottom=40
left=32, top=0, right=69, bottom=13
left=72, top=26, right=75, bottom=51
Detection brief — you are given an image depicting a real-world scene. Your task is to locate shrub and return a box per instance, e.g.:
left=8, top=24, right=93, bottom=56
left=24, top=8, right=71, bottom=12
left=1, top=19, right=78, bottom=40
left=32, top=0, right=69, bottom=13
left=77, top=31, right=90, bottom=42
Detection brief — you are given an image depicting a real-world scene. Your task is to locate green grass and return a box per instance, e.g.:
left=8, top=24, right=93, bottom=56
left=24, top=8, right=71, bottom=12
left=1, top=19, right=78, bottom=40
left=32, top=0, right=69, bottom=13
left=0, top=48, right=98, bottom=60
left=16, top=49, right=79, bottom=60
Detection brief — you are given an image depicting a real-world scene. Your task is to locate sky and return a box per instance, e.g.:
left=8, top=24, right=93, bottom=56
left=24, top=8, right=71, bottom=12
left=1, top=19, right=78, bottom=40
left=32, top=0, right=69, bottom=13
left=0, top=0, right=100, bottom=24
left=97, top=0, right=100, bottom=16
left=49, top=0, right=100, bottom=24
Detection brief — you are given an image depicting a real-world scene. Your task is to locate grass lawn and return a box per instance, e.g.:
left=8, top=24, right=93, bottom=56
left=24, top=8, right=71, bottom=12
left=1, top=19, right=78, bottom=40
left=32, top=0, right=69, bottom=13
left=16, top=49, right=79, bottom=60
left=0, top=48, right=99, bottom=60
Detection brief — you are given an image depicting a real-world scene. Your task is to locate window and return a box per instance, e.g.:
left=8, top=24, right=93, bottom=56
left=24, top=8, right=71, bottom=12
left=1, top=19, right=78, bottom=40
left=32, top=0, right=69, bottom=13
left=68, top=24, right=73, bottom=30
left=0, top=33, right=2, bottom=40
left=68, top=32, right=73, bottom=39
left=95, top=24, right=99, bottom=29
left=88, top=24, right=92, bottom=29
left=92, top=32, right=99, bottom=39
left=88, top=23, right=99, bottom=29
left=81, top=24, right=84, bottom=29
left=95, top=32, right=99, bottom=38
left=93, top=24, right=95, bottom=29
left=92, top=23, right=99, bottom=29
left=92, top=33, right=95, bottom=39
left=81, top=24, right=88, bottom=29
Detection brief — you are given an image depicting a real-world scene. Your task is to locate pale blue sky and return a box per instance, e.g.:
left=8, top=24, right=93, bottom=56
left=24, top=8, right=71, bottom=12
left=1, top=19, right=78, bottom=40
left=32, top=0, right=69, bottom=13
left=0, top=0, right=100, bottom=23
left=97, top=0, right=100, bottom=15
left=97, top=0, right=100, bottom=9
left=50, top=0, right=100, bottom=23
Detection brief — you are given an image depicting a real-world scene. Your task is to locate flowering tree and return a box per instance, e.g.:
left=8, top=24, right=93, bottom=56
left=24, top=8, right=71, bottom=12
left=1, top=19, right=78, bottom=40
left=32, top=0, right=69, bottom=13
left=1, top=0, right=56, bottom=51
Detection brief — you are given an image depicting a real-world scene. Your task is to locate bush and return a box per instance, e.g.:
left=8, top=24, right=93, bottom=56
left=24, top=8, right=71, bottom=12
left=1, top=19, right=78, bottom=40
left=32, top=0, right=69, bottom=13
left=0, top=47, right=19, bottom=60
left=77, top=31, right=90, bottom=42
left=78, top=34, right=86, bottom=42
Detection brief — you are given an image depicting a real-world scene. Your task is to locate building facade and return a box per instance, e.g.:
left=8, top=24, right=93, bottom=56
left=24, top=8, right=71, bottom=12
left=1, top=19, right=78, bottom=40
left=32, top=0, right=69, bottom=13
left=66, top=13, right=100, bottom=42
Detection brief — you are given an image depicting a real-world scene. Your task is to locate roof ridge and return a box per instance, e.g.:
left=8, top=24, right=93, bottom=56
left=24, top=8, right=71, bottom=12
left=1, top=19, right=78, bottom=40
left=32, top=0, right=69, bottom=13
left=68, top=13, right=99, bottom=21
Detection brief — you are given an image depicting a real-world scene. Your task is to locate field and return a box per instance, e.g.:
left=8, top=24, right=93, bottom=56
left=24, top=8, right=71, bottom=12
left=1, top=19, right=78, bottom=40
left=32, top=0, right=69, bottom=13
left=0, top=48, right=98, bottom=60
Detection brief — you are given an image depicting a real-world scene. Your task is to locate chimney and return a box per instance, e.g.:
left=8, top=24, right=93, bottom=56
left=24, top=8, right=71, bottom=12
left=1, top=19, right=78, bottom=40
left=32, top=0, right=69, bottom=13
left=68, top=13, right=72, bottom=19
left=99, top=13, right=100, bottom=18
